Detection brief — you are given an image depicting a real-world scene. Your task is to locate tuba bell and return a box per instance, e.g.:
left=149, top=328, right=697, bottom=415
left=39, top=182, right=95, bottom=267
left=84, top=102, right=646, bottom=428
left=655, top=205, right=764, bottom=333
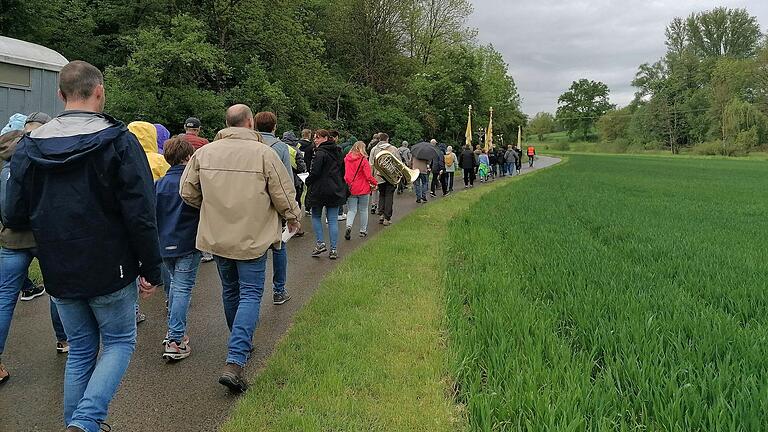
left=374, top=150, right=420, bottom=185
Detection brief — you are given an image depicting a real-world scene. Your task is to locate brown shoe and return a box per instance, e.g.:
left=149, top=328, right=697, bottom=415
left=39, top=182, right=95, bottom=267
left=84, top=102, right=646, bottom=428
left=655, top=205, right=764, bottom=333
left=0, top=362, right=8, bottom=385
left=219, top=363, right=248, bottom=393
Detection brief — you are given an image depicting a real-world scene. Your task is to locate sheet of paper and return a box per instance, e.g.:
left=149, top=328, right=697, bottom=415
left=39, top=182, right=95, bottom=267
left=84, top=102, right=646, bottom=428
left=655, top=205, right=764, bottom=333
left=282, top=227, right=297, bottom=243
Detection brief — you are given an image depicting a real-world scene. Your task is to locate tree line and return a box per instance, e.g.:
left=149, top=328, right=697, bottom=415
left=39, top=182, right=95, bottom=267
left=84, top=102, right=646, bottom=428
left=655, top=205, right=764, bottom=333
left=531, top=7, right=768, bottom=156
left=2, top=0, right=525, bottom=143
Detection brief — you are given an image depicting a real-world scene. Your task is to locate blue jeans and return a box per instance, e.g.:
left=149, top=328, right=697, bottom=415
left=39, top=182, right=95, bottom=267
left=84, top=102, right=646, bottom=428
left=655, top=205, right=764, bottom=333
left=270, top=242, right=287, bottom=296
left=52, top=282, right=138, bottom=432
left=414, top=173, right=428, bottom=200
left=311, top=206, right=339, bottom=250
left=346, top=194, right=370, bottom=233
left=164, top=251, right=202, bottom=343
left=214, top=254, right=267, bottom=367
left=0, top=247, right=67, bottom=355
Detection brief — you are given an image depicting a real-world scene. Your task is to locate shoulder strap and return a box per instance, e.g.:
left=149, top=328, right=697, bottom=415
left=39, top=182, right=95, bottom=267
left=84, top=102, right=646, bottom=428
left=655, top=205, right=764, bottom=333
left=351, top=158, right=363, bottom=182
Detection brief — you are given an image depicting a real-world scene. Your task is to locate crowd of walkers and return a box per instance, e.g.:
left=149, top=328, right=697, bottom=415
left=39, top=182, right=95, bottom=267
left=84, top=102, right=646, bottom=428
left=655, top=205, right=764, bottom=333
left=0, top=60, right=534, bottom=432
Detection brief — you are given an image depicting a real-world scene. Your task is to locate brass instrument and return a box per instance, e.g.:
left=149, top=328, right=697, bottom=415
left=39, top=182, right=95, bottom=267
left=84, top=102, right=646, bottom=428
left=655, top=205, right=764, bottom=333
left=374, top=150, right=420, bottom=185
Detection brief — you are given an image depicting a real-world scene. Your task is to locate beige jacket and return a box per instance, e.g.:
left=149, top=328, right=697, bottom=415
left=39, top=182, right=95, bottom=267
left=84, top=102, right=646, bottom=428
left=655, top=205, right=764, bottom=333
left=180, top=127, right=301, bottom=260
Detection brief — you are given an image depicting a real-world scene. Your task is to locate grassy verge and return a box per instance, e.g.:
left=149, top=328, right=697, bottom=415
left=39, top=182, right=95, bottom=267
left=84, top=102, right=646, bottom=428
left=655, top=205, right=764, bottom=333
left=445, top=154, right=767, bottom=430
left=221, top=171, right=552, bottom=431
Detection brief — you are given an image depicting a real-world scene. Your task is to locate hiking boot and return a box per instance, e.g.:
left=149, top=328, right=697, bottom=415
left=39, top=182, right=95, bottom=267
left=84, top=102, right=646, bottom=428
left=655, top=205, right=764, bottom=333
left=311, top=242, right=327, bottom=257
left=162, top=340, right=191, bottom=361
left=219, top=363, right=248, bottom=393
left=273, top=293, right=291, bottom=305
left=20, top=284, right=45, bottom=301
left=56, top=341, right=70, bottom=354
left=344, top=227, right=352, bottom=240
left=0, top=362, right=8, bottom=385
left=359, top=231, right=367, bottom=238
left=383, top=219, right=392, bottom=226
left=329, top=249, right=338, bottom=260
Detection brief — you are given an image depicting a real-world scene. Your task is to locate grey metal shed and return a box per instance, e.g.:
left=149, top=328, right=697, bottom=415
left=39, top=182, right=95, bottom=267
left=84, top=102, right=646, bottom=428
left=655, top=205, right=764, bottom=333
left=0, top=36, right=68, bottom=125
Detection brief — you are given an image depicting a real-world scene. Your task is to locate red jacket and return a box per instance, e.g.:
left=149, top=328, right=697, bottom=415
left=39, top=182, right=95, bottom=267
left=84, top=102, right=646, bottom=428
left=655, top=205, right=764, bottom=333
left=344, top=152, right=377, bottom=196
left=184, top=133, right=209, bottom=150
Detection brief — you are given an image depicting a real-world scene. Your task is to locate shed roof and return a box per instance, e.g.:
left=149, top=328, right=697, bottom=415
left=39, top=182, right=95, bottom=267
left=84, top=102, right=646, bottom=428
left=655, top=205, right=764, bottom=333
left=0, top=36, right=68, bottom=72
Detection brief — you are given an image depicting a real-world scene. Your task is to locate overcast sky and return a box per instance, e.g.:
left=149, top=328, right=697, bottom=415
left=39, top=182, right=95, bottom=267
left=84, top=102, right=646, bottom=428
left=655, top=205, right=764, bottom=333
left=468, top=0, right=768, bottom=116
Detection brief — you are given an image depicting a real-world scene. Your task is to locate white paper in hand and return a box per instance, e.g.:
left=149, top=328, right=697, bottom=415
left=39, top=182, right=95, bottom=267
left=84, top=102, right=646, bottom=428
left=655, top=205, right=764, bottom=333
left=298, top=173, right=309, bottom=183
left=282, top=226, right=297, bottom=243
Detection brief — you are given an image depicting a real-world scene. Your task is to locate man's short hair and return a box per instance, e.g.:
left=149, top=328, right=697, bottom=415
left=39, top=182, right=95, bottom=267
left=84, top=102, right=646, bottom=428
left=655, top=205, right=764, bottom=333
left=329, top=130, right=339, bottom=139
left=226, top=105, right=254, bottom=127
left=301, top=129, right=312, bottom=140
left=379, top=133, right=389, bottom=142
left=254, top=112, right=277, bottom=133
left=163, top=136, right=195, bottom=166
left=58, top=61, right=104, bottom=102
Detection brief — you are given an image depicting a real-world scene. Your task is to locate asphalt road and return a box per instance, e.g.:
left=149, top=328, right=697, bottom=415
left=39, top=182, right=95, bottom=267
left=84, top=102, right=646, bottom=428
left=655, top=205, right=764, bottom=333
left=0, top=156, right=559, bottom=432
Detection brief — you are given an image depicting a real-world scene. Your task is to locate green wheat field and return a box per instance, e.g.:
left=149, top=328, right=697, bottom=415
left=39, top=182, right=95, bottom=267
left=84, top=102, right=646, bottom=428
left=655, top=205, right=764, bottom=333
left=446, top=154, right=767, bottom=431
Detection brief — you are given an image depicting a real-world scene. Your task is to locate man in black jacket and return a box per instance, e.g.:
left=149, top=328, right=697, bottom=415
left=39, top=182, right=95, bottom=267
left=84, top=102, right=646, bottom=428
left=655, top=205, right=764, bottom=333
left=5, top=61, right=161, bottom=432
left=459, top=144, right=478, bottom=188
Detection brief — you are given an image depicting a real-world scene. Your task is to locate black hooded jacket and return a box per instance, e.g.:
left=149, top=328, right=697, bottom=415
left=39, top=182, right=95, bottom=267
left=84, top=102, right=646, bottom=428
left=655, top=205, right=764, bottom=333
left=304, top=140, right=347, bottom=209
left=5, top=111, right=162, bottom=299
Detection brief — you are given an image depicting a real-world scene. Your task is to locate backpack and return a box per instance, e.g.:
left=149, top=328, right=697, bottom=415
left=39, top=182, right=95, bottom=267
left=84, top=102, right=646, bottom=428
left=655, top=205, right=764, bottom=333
left=398, top=147, right=412, bottom=166
left=444, top=153, right=454, bottom=168
left=0, top=160, right=11, bottom=225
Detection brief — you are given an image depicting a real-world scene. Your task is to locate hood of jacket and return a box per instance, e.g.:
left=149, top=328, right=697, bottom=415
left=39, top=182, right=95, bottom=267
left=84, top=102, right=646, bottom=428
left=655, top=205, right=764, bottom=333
left=373, top=142, right=397, bottom=153
left=0, top=129, right=24, bottom=161
left=282, top=131, right=298, bottom=144
left=128, top=121, right=159, bottom=154
left=154, top=123, right=170, bottom=150
left=344, top=150, right=366, bottom=164
left=214, top=127, right=263, bottom=143
left=317, top=140, right=343, bottom=158
left=23, top=111, right=126, bottom=170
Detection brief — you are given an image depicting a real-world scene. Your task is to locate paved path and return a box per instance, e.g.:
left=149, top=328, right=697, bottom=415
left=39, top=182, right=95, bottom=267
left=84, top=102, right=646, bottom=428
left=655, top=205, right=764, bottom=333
left=0, top=156, right=559, bottom=432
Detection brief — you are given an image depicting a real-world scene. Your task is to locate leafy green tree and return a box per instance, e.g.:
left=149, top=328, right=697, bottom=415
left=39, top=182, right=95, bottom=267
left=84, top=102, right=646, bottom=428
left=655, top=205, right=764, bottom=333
left=528, top=112, right=555, bottom=141
left=556, top=79, right=614, bottom=140
left=597, top=108, right=632, bottom=142
left=105, top=16, right=230, bottom=135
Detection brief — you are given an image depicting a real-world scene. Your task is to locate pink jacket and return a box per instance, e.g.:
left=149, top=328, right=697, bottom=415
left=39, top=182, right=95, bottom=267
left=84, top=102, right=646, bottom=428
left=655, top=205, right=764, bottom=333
left=344, top=152, right=377, bottom=196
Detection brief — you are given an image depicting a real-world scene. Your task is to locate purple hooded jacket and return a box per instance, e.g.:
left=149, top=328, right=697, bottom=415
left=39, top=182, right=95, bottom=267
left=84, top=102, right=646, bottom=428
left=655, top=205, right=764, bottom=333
left=154, top=123, right=170, bottom=154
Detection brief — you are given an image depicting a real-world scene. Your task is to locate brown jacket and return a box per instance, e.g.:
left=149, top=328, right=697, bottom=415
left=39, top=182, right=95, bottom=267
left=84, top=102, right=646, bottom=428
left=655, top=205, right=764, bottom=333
left=180, top=127, right=301, bottom=261
left=0, top=130, right=35, bottom=249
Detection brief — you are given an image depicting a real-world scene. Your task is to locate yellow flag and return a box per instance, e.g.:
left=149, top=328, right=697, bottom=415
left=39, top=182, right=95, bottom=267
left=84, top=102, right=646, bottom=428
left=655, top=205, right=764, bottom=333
left=484, top=107, right=493, bottom=151
left=465, top=105, right=473, bottom=147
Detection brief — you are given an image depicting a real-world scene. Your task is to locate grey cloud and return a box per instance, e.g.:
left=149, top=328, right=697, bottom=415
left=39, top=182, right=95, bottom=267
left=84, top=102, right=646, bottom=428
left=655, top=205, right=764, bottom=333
left=468, top=0, right=768, bottom=116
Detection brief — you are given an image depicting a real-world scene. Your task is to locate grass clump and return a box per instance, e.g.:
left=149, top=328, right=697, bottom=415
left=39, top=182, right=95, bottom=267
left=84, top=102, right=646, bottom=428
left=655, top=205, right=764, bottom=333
left=445, top=154, right=768, bottom=431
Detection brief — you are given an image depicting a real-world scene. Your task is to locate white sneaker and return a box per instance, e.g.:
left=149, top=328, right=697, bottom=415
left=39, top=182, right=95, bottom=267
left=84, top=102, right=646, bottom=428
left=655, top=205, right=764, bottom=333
left=337, top=213, right=347, bottom=221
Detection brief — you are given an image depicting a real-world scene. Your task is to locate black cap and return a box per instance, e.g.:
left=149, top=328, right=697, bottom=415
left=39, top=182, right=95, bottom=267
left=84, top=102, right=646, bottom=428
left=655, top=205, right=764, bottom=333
left=184, top=117, right=201, bottom=129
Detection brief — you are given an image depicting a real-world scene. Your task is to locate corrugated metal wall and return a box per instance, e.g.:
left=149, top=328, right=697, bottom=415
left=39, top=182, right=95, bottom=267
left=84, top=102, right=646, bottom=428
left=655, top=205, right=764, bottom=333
left=0, top=67, right=63, bottom=126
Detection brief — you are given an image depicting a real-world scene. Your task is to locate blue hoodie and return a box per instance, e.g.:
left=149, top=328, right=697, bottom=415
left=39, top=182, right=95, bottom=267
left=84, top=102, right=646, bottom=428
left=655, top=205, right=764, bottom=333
left=155, top=164, right=200, bottom=258
left=5, top=111, right=163, bottom=299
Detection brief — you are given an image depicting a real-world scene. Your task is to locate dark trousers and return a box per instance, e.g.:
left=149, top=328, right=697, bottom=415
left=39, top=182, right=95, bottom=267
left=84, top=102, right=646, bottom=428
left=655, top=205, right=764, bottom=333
left=446, top=172, right=454, bottom=191
left=463, top=169, right=475, bottom=186
left=378, top=182, right=395, bottom=220
left=430, top=172, right=447, bottom=195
